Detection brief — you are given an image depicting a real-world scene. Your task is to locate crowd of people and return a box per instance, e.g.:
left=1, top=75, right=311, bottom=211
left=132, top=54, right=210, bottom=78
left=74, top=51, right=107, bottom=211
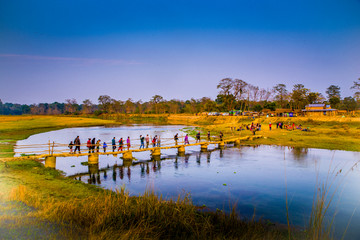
left=67, top=131, right=224, bottom=154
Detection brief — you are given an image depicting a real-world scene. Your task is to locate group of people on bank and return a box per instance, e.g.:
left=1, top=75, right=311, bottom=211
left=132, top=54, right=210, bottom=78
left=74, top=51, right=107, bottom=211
left=67, top=131, right=224, bottom=154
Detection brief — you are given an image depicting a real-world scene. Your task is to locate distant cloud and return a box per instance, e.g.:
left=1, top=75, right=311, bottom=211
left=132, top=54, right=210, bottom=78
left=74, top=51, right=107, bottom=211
left=0, top=54, right=140, bottom=65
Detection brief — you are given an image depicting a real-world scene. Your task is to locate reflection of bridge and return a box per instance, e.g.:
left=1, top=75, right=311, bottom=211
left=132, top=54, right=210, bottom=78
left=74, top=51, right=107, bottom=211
left=69, top=149, right=218, bottom=183
left=12, top=136, right=262, bottom=168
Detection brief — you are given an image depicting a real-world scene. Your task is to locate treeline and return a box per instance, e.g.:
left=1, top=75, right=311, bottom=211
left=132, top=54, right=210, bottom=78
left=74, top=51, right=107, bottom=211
left=1, top=78, right=360, bottom=115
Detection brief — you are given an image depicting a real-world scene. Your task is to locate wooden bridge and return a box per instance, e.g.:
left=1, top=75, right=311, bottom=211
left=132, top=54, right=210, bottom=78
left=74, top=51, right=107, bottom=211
left=9, top=135, right=263, bottom=168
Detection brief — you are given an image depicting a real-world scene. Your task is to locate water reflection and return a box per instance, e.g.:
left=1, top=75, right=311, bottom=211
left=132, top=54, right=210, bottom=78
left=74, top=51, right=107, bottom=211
left=291, top=147, right=309, bottom=161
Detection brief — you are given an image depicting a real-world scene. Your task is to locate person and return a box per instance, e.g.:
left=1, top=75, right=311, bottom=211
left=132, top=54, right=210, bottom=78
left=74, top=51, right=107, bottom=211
left=74, top=136, right=81, bottom=153
left=91, top=137, right=96, bottom=153
left=68, top=141, right=74, bottom=153
left=157, top=135, right=161, bottom=147
left=126, top=136, right=131, bottom=150
left=139, top=135, right=145, bottom=149
left=119, top=137, right=124, bottom=151
left=145, top=134, right=150, bottom=148
left=96, top=139, right=101, bottom=152
left=219, top=131, right=223, bottom=141
left=103, top=141, right=107, bottom=153
left=269, top=122, right=272, bottom=131
left=152, top=136, right=157, bottom=147
left=87, top=138, right=92, bottom=153
left=112, top=137, right=116, bottom=152
left=174, top=133, right=179, bottom=145
left=184, top=134, right=189, bottom=144
left=196, top=131, right=200, bottom=143
left=207, top=131, right=211, bottom=141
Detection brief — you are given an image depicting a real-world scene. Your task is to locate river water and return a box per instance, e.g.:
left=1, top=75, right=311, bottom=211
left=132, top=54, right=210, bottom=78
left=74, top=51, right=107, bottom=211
left=15, top=125, right=360, bottom=239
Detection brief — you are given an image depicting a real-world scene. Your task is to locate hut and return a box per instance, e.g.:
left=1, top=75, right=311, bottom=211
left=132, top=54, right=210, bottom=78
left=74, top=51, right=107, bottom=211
left=302, top=104, right=337, bottom=116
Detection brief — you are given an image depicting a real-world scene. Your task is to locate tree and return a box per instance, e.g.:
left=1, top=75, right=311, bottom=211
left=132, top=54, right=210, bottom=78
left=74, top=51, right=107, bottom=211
left=150, top=95, right=164, bottom=114
left=82, top=99, right=93, bottom=114
left=326, top=85, right=341, bottom=100
left=290, top=84, right=309, bottom=110
left=98, top=95, right=112, bottom=113
left=350, top=78, right=360, bottom=101
left=65, top=98, right=77, bottom=114
left=342, top=97, right=357, bottom=112
left=307, top=92, right=324, bottom=104
left=263, top=101, right=276, bottom=111
left=217, top=78, right=235, bottom=111
left=273, top=84, right=288, bottom=108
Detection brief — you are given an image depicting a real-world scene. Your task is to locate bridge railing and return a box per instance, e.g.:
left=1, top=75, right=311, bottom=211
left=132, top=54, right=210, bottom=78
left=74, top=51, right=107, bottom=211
left=8, top=135, right=227, bottom=157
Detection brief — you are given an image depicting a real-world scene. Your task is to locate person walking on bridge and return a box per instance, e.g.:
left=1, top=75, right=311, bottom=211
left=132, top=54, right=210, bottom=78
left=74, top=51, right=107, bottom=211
left=112, top=137, right=116, bottom=152
left=103, top=141, right=107, bottom=153
left=196, top=131, right=201, bottom=143
left=127, top=136, right=131, bottom=150
left=74, top=136, right=81, bottom=153
left=139, top=135, right=145, bottom=149
left=68, top=141, right=74, bottom=153
left=174, top=133, right=179, bottom=145
left=145, top=134, right=150, bottom=148
left=152, top=136, right=157, bottom=147
left=219, top=131, right=224, bottom=141
left=87, top=138, right=92, bottom=153
left=119, top=138, right=124, bottom=151
left=91, top=138, right=96, bottom=153
left=207, top=131, right=211, bottom=141
left=184, top=134, right=189, bottom=145
left=96, top=139, right=101, bottom=152
left=157, top=135, right=161, bottom=147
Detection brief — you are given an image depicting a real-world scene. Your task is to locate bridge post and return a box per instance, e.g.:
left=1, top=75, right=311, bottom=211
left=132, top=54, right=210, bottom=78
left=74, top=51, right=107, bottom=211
left=234, top=139, right=241, bottom=146
left=45, top=156, right=56, bottom=168
left=177, top=145, right=185, bottom=154
left=200, top=143, right=208, bottom=152
left=88, top=154, right=99, bottom=165
left=123, top=150, right=133, bottom=160
left=151, top=148, right=161, bottom=157
left=218, top=141, right=225, bottom=148
left=88, top=163, right=99, bottom=175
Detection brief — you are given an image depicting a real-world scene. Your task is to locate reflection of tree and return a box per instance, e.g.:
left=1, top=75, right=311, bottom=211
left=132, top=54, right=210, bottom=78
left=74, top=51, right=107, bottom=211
left=291, top=147, right=309, bottom=161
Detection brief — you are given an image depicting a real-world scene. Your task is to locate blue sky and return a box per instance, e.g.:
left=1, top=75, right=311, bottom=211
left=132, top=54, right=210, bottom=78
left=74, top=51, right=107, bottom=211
left=0, top=0, right=359, bottom=104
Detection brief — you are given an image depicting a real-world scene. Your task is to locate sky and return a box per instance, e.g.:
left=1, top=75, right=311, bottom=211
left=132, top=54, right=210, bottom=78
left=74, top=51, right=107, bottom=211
left=0, top=0, right=360, bottom=104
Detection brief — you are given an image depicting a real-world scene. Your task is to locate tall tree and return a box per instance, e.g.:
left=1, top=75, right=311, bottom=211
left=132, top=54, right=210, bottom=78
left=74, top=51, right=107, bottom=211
left=273, top=84, right=288, bottom=108
left=82, top=99, right=93, bottom=114
left=290, top=84, right=309, bottom=110
left=150, top=95, right=164, bottom=114
left=326, top=85, right=341, bottom=108
left=326, top=85, right=341, bottom=99
left=98, top=95, right=112, bottom=113
left=350, top=78, right=360, bottom=101
left=217, top=78, right=236, bottom=111
left=65, top=98, right=77, bottom=114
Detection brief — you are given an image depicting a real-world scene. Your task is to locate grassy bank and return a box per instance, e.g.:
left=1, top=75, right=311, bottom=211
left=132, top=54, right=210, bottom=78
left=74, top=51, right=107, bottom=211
left=167, top=115, right=360, bottom=152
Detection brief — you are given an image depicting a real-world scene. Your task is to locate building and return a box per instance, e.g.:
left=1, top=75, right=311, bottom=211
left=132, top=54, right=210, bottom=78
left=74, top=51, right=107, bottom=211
left=302, top=104, right=337, bottom=116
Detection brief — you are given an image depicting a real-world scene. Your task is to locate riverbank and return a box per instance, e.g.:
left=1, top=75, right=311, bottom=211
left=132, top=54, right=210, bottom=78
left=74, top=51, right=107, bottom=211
left=1, top=115, right=292, bottom=239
